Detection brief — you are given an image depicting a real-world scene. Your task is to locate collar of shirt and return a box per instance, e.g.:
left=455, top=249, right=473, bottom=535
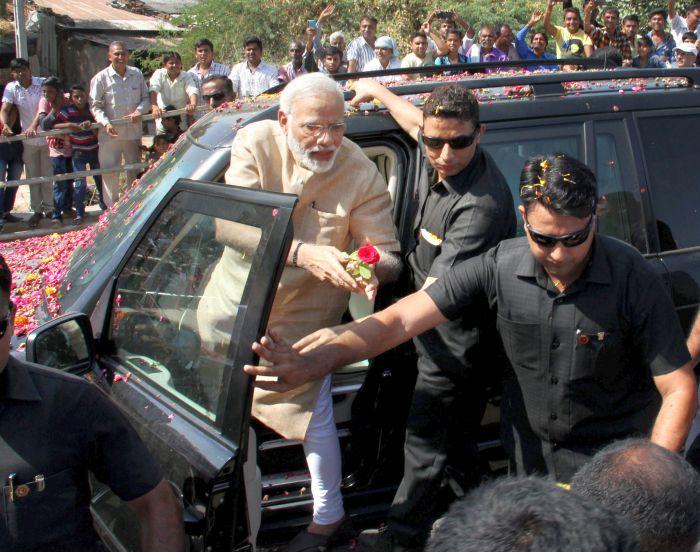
left=425, top=143, right=485, bottom=194
left=0, top=356, right=41, bottom=402
left=514, top=235, right=613, bottom=290
left=107, top=64, right=135, bottom=80
left=245, top=61, right=273, bottom=74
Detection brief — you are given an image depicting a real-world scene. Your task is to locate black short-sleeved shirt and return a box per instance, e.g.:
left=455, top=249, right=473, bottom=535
left=0, top=357, right=163, bottom=550
left=426, top=235, right=691, bottom=481
left=407, top=143, right=516, bottom=290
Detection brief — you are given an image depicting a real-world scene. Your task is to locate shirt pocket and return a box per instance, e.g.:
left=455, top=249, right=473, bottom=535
left=301, top=208, right=349, bottom=248
left=3, top=468, right=87, bottom=546
left=573, top=324, right=629, bottom=392
left=497, top=314, right=541, bottom=372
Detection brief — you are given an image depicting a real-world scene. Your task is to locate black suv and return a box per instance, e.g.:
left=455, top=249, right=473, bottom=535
left=24, top=66, right=700, bottom=551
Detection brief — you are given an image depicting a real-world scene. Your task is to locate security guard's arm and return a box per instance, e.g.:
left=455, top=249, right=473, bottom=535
left=245, top=289, right=448, bottom=392
left=650, top=362, right=698, bottom=452
left=687, top=311, right=700, bottom=367
left=128, top=479, right=185, bottom=551
left=349, top=78, right=423, bottom=141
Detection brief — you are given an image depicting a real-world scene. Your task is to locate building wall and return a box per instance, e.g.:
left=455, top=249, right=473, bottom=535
left=58, top=33, right=108, bottom=88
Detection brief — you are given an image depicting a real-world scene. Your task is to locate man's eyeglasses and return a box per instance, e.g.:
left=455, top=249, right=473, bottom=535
left=300, top=122, right=346, bottom=137
left=202, top=92, right=226, bottom=102
left=421, top=126, right=480, bottom=150
left=525, top=216, right=593, bottom=248
left=0, top=302, right=14, bottom=340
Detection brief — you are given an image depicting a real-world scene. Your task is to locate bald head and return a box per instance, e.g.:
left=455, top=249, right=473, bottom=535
left=571, top=439, right=700, bottom=552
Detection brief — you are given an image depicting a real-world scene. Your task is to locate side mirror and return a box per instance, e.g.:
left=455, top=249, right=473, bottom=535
left=25, top=313, right=95, bottom=374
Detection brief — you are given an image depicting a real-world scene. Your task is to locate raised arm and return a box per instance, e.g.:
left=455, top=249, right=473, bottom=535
left=668, top=0, right=677, bottom=20
left=349, top=78, right=423, bottom=141
left=583, top=0, right=595, bottom=35
left=543, top=0, right=558, bottom=38
left=422, top=20, right=448, bottom=56
left=452, top=10, right=475, bottom=39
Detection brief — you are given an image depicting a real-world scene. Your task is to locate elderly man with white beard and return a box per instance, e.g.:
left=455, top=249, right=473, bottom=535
left=198, top=73, right=401, bottom=551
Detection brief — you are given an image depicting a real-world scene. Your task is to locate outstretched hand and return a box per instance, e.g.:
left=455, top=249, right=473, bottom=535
left=244, top=328, right=326, bottom=392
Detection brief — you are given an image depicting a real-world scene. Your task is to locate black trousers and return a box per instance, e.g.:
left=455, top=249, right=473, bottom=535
left=387, top=322, right=491, bottom=548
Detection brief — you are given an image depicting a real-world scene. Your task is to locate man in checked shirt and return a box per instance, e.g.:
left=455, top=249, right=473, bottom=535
left=583, top=3, right=633, bottom=64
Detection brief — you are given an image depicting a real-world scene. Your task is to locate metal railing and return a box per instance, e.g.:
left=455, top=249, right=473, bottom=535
left=0, top=105, right=209, bottom=190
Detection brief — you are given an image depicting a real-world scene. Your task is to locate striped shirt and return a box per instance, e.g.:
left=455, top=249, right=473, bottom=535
left=278, top=61, right=308, bottom=83
left=346, top=36, right=375, bottom=71
left=187, top=60, right=231, bottom=91
left=56, top=104, right=98, bottom=151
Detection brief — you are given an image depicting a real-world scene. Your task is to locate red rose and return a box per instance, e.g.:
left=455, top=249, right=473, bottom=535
left=357, top=243, right=380, bottom=265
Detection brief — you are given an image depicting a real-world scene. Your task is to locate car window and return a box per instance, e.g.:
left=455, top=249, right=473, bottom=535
left=637, top=113, right=700, bottom=251
left=593, top=123, right=647, bottom=253
left=481, top=123, right=583, bottom=235
left=109, top=194, right=262, bottom=422
left=58, top=135, right=219, bottom=313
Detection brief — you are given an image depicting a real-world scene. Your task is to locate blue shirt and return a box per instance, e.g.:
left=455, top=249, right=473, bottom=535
left=647, top=31, right=676, bottom=60
left=515, top=25, right=559, bottom=71
left=631, top=54, right=666, bottom=68
left=434, top=53, right=469, bottom=75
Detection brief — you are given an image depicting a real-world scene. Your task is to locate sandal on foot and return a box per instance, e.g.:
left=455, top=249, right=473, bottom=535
left=285, top=518, right=355, bottom=551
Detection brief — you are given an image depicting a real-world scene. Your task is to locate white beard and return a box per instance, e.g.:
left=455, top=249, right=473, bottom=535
left=286, top=132, right=339, bottom=174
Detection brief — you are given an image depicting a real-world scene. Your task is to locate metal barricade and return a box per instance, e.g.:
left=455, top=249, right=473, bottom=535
left=0, top=105, right=208, bottom=189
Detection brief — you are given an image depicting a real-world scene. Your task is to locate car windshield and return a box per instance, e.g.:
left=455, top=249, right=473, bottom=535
left=57, top=103, right=275, bottom=314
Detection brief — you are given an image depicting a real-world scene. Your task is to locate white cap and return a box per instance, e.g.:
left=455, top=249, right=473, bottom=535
left=674, top=42, right=698, bottom=56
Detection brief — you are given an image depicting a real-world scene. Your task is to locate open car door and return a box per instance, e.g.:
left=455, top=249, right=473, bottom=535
left=27, top=178, right=296, bottom=551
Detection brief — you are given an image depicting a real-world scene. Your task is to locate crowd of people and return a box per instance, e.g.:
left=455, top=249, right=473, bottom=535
left=1, top=0, right=700, bottom=544
left=0, top=39, right=235, bottom=230
left=0, top=1, right=698, bottom=231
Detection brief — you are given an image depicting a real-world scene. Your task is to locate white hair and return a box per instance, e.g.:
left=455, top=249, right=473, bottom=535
left=329, top=30, right=345, bottom=42
left=279, top=72, right=344, bottom=116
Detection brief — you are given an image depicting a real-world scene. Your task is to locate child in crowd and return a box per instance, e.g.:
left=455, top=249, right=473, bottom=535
left=160, top=105, right=183, bottom=143
left=632, top=36, right=666, bottom=68
left=52, top=84, right=106, bottom=223
left=435, top=29, right=469, bottom=74
left=30, top=77, right=73, bottom=225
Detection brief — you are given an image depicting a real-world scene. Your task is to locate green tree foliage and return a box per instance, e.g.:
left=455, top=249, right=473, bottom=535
left=165, top=0, right=676, bottom=66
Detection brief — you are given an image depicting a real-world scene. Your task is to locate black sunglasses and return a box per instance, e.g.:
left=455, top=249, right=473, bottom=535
left=202, top=92, right=226, bottom=102
left=525, top=216, right=593, bottom=248
left=0, top=301, right=14, bottom=340
left=421, top=126, right=480, bottom=150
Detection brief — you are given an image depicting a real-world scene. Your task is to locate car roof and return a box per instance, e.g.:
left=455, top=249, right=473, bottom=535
left=198, top=66, right=700, bottom=149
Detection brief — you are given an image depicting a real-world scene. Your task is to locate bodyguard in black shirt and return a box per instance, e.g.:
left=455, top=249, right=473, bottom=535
left=329, top=80, right=516, bottom=549
left=247, top=153, right=697, bottom=504
left=0, top=255, right=185, bottom=550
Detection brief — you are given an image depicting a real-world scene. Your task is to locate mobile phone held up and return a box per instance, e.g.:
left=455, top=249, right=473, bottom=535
left=308, top=19, right=317, bottom=29
left=435, top=10, right=452, bottom=20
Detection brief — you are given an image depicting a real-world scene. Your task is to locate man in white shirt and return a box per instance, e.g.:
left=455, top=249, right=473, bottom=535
left=149, top=51, right=198, bottom=132
left=228, top=37, right=280, bottom=99
left=346, top=15, right=378, bottom=73
left=0, top=58, right=51, bottom=227
left=668, top=0, right=700, bottom=44
left=89, top=41, right=149, bottom=206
